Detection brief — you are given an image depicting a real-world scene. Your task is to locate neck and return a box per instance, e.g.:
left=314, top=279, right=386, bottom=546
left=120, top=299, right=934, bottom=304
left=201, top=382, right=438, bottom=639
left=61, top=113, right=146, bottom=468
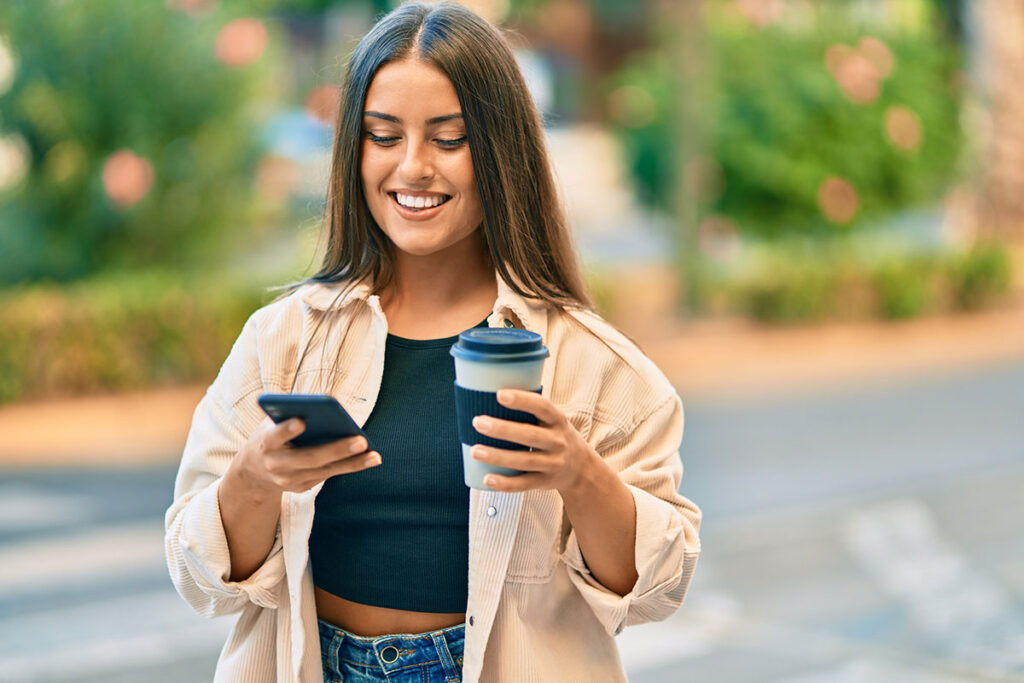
left=378, top=233, right=498, bottom=338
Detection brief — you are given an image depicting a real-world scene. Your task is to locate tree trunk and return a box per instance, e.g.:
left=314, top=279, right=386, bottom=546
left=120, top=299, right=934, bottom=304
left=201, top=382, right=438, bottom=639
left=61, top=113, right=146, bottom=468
left=972, top=0, right=1024, bottom=240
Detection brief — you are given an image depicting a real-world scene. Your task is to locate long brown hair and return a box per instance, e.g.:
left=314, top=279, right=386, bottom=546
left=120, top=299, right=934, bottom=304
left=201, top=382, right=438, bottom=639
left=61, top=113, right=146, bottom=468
left=298, top=1, right=591, bottom=310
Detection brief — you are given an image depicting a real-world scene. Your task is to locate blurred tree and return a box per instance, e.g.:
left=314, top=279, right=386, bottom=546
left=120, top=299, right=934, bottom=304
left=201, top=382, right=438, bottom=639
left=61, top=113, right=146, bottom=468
left=608, top=0, right=964, bottom=238
left=0, top=0, right=271, bottom=284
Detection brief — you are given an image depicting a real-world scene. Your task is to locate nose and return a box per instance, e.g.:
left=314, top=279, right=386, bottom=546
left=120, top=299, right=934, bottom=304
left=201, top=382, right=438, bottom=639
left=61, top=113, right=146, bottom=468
left=398, top=140, right=434, bottom=183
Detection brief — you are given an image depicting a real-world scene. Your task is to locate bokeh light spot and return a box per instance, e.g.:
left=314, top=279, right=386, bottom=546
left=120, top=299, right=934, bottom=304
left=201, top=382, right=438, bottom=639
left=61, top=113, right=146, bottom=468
left=456, top=0, right=510, bottom=24
left=606, top=85, right=656, bottom=128
left=166, top=0, right=218, bottom=16
left=44, top=140, right=88, bottom=186
left=884, top=106, right=923, bottom=151
left=103, top=150, right=155, bottom=207
left=305, top=85, right=341, bottom=125
left=733, top=0, right=783, bottom=27
left=0, top=134, right=30, bottom=191
left=825, top=38, right=895, bottom=105
left=818, top=177, right=859, bottom=224
left=0, top=35, right=16, bottom=97
left=698, top=215, right=741, bottom=262
left=215, top=18, right=268, bottom=68
left=858, top=36, right=894, bottom=78
left=256, top=155, right=300, bottom=202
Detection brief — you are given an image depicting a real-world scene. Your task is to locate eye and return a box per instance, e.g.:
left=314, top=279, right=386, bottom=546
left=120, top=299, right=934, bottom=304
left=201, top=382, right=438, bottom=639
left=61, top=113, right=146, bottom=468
left=435, top=136, right=467, bottom=149
left=366, top=132, right=399, bottom=146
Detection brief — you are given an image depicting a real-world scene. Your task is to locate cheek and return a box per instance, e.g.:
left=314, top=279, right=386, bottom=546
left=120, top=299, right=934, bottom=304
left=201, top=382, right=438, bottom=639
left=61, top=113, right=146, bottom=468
left=360, top=145, right=388, bottom=189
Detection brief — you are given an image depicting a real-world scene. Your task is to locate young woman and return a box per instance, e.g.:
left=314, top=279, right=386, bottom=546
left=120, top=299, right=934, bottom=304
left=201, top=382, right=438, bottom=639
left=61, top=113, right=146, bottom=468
left=165, top=3, right=701, bottom=682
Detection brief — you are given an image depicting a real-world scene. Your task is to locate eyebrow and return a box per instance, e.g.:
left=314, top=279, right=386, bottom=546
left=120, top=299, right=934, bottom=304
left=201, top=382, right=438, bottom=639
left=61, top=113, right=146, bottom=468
left=364, top=111, right=464, bottom=125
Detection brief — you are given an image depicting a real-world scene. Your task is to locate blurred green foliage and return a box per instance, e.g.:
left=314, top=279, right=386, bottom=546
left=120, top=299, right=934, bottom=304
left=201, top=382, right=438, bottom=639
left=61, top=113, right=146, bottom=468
left=0, top=271, right=266, bottom=404
left=0, top=0, right=270, bottom=284
left=696, top=240, right=1014, bottom=325
left=609, top=1, right=963, bottom=236
left=948, top=244, right=1013, bottom=310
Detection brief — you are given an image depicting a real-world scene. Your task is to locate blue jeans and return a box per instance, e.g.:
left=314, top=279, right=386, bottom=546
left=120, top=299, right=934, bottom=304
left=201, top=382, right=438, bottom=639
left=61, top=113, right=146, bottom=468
left=318, top=618, right=465, bottom=683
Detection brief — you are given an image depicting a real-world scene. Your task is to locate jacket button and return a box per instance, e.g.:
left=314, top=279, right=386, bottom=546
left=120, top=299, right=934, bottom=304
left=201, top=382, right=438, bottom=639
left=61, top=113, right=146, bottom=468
left=469, top=615, right=475, bottom=626
left=486, top=505, right=497, bottom=517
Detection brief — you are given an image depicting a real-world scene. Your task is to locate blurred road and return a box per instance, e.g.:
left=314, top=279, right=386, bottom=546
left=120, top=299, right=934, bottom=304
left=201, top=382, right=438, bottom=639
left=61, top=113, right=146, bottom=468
left=0, top=360, right=1022, bottom=682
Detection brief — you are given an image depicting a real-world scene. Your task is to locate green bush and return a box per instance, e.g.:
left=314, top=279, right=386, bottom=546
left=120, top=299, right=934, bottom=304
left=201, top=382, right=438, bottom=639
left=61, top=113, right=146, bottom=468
left=0, top=0, right=271, bottom=284
left=948, top=244, right=1013, bottom=310
left=706, top=239, right=1014, bottom=325
left=741, top=264, right=835, bottom=323
left=0, top=271, right=267, bottom=404
left=872, top=256, right=938, bottom=319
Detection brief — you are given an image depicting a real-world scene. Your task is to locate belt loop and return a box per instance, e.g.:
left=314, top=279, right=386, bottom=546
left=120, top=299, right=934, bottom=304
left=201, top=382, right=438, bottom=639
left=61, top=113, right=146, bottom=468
left=432, top=631, right=461, bottom=681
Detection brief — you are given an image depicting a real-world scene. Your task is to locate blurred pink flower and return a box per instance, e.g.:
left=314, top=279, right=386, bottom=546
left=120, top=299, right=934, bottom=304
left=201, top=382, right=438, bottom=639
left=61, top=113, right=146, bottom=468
left=734, top=0, right=783, bottom=27
left=818, top=177, right=858, bottom=224
left=858, top=37, right=894, bottom=78
left=215, top=18, right=268, bottom=68
left=884, top=106, right=923, bottom=151
left=825, top=37, right=894, bottom=105
left=102, top=150, right=155, bottom=207
left=305, top=85, right=341, bottom=125
left=166, top=0, right=218, bottom=16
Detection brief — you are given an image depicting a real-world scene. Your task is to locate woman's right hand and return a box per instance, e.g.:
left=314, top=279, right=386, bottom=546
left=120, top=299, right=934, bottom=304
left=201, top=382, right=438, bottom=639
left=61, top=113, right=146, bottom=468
left=232, top=417, right=381, bottom=495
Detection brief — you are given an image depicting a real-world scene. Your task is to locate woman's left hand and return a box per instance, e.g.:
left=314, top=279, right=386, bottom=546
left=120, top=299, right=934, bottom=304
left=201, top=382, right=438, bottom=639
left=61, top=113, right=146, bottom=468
left=470, top=389, right=602, bottom=494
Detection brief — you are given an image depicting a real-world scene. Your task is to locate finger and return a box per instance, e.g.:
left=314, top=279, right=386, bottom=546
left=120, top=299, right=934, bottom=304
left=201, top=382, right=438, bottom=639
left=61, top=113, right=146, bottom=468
left=287, top=451, right=382, bottom=492
left=323, top=450, right=382, bottom=478
left=262, top=418, right=306, bottom=450
left=471, top=416, right=557, bottom=451
left=495, top=390, right=564, bottom=426
left=471, top=445, right=557, bottom=473
left=484, top=472, right=549, bottom=492
left=289, top=435, right=371, bottom=470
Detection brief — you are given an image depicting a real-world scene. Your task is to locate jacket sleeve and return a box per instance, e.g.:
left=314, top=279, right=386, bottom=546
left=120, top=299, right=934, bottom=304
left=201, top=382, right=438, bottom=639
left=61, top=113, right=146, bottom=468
left=559, top=392, right=701, bottom=636
left=164, top=315, right=286, bottom=618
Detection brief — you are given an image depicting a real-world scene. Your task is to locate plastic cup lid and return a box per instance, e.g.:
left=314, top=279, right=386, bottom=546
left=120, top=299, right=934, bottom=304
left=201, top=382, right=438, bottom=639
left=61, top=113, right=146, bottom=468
left=450, top=328, right=549, bottom=364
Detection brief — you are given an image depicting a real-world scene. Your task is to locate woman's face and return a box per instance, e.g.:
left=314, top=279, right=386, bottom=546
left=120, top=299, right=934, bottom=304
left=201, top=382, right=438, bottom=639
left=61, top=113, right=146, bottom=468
left=360, top=58, right=485, bottom=261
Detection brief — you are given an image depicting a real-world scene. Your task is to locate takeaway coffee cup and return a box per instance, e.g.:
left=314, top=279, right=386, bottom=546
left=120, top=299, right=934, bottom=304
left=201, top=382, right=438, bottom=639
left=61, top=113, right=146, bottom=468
left=450, top=328, right=549, bottom=490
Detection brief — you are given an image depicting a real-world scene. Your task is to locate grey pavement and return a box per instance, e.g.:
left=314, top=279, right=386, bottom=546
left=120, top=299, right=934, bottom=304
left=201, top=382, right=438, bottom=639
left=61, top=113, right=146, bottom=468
left=1, top=360, right=1022, bottom=682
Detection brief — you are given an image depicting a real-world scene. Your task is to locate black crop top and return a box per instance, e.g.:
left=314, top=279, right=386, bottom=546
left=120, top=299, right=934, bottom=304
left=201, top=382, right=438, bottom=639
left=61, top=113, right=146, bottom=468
left=308, top=321, right=485, bottom=613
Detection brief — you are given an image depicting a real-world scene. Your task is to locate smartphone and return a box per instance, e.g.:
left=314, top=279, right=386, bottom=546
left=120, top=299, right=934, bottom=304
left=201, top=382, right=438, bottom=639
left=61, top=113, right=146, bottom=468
left=257, top=394, right=368, bottom=448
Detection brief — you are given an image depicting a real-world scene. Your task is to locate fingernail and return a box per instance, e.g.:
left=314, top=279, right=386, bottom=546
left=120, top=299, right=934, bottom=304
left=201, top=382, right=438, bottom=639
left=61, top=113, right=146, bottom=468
left=350, top=438, right=366, bottom=454
left=474, top=416, right=492, bottom=430
left=290, top=420, right=303, bottom=432
left=497, top=390, right=512, bottom=404
left=484, top=475, right=496, bottom=487
left=472, top=446, right=488, bottom=461
left=368, top=453, right=382, bottom=466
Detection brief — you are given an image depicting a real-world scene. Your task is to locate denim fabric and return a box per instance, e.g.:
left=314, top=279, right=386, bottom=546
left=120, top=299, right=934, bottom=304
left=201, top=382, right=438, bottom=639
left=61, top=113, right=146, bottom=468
left=319, top=619, right=465, bottom=683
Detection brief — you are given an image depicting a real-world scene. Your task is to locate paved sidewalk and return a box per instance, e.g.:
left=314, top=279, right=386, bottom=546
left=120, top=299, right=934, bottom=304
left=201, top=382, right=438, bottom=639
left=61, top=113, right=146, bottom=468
left=1, top=303, right=1022, bottom=467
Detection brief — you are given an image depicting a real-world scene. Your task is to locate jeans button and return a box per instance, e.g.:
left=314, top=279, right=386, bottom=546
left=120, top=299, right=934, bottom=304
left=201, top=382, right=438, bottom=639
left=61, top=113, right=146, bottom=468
left=380, top=645, right=399, bottom=664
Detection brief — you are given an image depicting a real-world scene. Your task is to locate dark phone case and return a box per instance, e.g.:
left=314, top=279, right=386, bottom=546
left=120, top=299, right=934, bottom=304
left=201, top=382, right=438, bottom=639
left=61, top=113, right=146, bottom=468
left=257, top=394, right=367, bottom=448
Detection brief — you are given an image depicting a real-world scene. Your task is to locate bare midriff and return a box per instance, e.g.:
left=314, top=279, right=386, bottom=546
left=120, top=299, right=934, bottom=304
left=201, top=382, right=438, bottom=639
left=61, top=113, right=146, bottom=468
left=315, top=587, right=465, bottom=637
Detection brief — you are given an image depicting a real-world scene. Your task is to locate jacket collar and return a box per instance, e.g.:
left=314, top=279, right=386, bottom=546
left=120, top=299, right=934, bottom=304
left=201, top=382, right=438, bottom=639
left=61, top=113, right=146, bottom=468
left=300, top=270, right=552, bottom=338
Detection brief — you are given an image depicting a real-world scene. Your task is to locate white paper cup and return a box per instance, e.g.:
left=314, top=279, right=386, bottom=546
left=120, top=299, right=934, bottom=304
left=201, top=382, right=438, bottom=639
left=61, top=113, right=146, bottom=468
left=451, top=328, right=549, bottom=490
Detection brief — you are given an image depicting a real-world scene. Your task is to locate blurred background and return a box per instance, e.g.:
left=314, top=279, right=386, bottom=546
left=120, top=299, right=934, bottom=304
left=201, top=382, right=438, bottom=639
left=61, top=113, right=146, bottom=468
left=0, top=0, right=1022, bottom=681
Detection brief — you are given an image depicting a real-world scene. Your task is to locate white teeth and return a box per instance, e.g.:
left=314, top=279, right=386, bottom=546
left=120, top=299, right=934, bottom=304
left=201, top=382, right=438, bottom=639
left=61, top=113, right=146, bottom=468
left=395, top=192, right=447, bottom=209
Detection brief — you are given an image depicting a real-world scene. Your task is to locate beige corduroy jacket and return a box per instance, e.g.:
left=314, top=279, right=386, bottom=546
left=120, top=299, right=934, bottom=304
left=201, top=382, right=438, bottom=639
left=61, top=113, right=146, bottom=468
left=164, top=275, right=701, bottom=682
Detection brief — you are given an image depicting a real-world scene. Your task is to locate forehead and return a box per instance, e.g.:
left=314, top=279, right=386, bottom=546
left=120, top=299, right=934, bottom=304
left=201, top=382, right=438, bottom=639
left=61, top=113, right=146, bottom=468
left=363, top=59, right=462, bottom=118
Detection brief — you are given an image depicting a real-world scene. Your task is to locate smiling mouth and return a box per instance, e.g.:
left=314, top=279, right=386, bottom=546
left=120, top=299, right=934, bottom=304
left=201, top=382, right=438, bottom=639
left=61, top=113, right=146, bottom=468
left=389, top=192, right=453, bottom=212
